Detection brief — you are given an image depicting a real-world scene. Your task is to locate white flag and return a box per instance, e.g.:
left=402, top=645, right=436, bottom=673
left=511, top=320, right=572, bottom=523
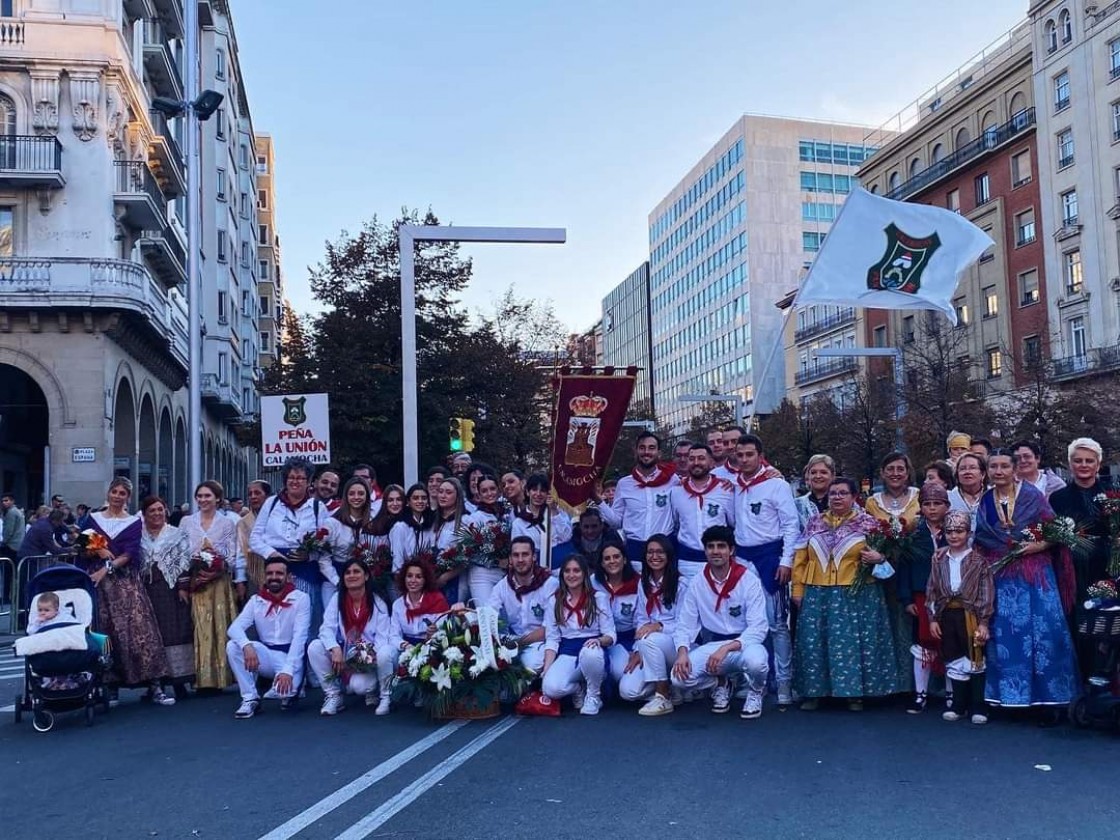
left=797, top=187, right=994, bottom=325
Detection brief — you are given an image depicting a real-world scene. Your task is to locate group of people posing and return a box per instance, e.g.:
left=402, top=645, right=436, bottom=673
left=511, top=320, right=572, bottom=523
left=51, top=426, right=1113, bottom=725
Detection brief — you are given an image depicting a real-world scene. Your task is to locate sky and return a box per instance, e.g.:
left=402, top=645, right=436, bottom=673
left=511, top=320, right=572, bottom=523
left=234, top=0, right=1028, bottom=333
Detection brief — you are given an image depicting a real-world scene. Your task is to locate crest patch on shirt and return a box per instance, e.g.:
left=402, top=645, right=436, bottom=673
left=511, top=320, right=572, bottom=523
left=729, top=604, right=742, bottom=617
left=707, top=502, right=720, bottom=517
left=621, top=602, right=634, bottom=616
left=750, top=502, right=762, bottom=515
left=531, top=603, right=544, bottom=619
left=655, top=493, right=668, bottom=508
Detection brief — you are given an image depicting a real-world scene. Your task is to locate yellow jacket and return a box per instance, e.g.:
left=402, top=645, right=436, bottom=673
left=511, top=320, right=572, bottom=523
left=863, top=489, right=920, bottom=529
left=792, top=509, right=881, bottom=598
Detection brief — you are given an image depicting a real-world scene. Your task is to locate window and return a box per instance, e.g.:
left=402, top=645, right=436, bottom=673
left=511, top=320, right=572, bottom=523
left=1113, top=101, right=1120, bottom=141
left=216, top=231, right=227, bottom=262
left=241, top=289, right=251, bottom=316
left=1065, top=249, right=1083, bottom=294
left=259, top=259, right=269, bottom=280
left=1015, top=209, right=1036, bottom=246
left=947, top=189, right=960, bottom=213
left=983, top=286, right=999, bottom=318
left=1054, top=72, right=1070, bottom=112
left=903, top=315, right=915, bottom=343
left=1061, top=189, right=1079, bottom=226
left=258, top=224, right=268, bottom=246
left=909, top=157, right=922, bottom=178
left=800, top=171, right=816, bottom=192
left=0, top=206, right=13, bottom=258
left=1011, top=150, right=1031, bottom=186
left=1057, top=129, right=1074, bottom=167
left=873, top=325, right=887, bottom=347
left=954, top=298, right=970, bottom=325
left=1024, top=335, right=1042, bottom=367
left=803, top=231, right=824, bottom=252
left=888, top=172, right=900, bottom=192
left=239, top=191, right=248, bottom=217
left=1019, top=269, right=1040, bottom=306
left=256, top=154, right=268, bottom=173
left=258, top=189, right=267, bottom=209
left=215, top=109, right=226, bottom=139
left=259, top=294, right=268, bottom=315
left=260, top=331, right=271, bottom=352
left=216, top=48, right=227, bottom=80
left=218, top=352, right=228, bottom=382
left=1045, top=20, right=1058, bottom=53
left=240, top=143, right=249, bottom=170
left=986, top=347, right=1003, bottom=379
left=1060, top=10, right=1072, bottom=44
left=1070, top=316, right=1087, bottom=358
left=979, top=227, right=995, bottom=262
left=240, top=241, right=250, bottom=267
left=216, top=169, right=226, bottom=200
left=217, top=290, right=228, bottom=323
left=975, top=173, right=990, bottom=205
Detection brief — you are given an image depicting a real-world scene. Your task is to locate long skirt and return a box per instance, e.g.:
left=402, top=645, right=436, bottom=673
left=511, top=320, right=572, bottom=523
left=794, top=583, right=899, bottom=698
left=97, top=573, right=170, bottom=687
left=192, top=575, right=238, bottom=689
left=985, top=567, right=1079, bottom=707
left=143, top=572, right=195, bottom=683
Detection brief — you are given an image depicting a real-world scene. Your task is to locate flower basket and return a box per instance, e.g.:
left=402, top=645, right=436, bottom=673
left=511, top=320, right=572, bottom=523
left=432, top=696, right=501, bottom=721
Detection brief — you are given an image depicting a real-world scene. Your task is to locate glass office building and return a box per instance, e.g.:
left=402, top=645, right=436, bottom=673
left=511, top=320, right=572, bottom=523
left=601, top=261, right=654, bottom=413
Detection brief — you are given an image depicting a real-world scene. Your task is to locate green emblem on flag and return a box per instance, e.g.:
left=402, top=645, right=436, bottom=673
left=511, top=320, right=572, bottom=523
left=867, top=223, right=941, bottom=294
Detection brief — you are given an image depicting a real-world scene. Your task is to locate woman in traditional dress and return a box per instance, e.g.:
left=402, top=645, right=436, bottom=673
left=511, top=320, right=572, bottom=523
left=180, top=480, right=239, bottom=690
left=236, top=480, right=271, bottom=594
left=85, top=477, right=174, bottom=705
left=948, top=452, right=987, bottom=532
left=792, top=477, right=899, bottom=711
left=864, top=451, right=921, bottom=526
left=975, top=449, right=1078, bottom=720
left=511, top=473, right=573, bottom=569
left=794, top=454, right=835, bottom=532
left=139, top=495, right=194, bottom=699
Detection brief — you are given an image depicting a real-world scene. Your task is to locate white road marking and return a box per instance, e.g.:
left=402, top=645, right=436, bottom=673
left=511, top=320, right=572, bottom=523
left=334, top=715, right=521, bottom=840
left=256, top=719, right=469, bottom=840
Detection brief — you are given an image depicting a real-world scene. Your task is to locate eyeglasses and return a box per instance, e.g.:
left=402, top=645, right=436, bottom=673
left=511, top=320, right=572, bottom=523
left=827, top=491, right=852, bottom=498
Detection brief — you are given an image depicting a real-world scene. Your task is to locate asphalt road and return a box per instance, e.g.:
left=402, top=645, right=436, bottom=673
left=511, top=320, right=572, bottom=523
left=2, top=677, right=1119, bottom=840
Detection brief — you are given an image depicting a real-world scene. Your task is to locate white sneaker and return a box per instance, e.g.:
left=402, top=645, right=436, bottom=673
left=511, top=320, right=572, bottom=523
left=572, top=685, right=586, bottom=711
left=740, top=689, right=764, bottom=720
left=971, top=713, right=988, bottom=725
left=638, top=694, right=675, bottom=717
left=942, top=709, right=964, bottom=722
left=580, top=694, right=602, bottom=716
left=320, top=694, right=344, bottom=716
left=262, top=687, right=281, bottom=700
left=151, top=689, right=176, bottom=707
left=375, top=695, right=391, bottom=716
left=234, top=699, right=259, bottom=719
left=669, top=687, right=684, bottom=707
left=777, top=682, right=793, bottom=706
left=710, top=684, right=731, bottom=714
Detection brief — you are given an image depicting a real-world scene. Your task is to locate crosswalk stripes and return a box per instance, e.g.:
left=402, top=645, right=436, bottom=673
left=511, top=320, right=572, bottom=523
left=0, top=655, right=26, bottom=681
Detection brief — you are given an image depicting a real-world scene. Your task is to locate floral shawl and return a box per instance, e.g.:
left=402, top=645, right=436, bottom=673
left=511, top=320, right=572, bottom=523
left=800, top=508, right=878, bottom=574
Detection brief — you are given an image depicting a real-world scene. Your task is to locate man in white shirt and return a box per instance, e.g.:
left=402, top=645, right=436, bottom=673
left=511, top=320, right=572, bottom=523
left=706, top=429, right=726, bottom=468
left=487, top=536, right=560, bottom=674
left=669, top=444, right=735, bottom=580
left=733, top=433, right=800, bottom=705
left=598, top=433, right=679, bottom=568
left=226, top=557, right=311, bottom=719
left=671, top=525, right=769, bottom=719
left=713, top=425, right=744, bottom=482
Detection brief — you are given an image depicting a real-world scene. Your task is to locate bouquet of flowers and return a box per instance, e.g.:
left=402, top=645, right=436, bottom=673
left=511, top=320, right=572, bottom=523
left=435, top=521, right=512, bottom=573
left=346, top=639, right=380, bottom=674
left=72, top=529, right=108, bottom=556
left=189, top=540, right=226, bottom=590
left=351, top=542, right=394, bottom=592
left=1085, top=579, right=1120, bottom=610
left=1094, top=490, right=1120, bottom=577
left=393, top=608, right=532, bottom=718
left=851, top=516, right=915, bottom=595
left=297, top=527, right=332, bottom=556
left=989, top=516, right=1093, bottom=576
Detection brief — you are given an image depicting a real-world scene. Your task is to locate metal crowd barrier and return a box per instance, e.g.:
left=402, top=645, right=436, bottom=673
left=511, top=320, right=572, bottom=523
left=10, top=554, right=78, bottom=634
left=0, top=555, right=13, bottom=637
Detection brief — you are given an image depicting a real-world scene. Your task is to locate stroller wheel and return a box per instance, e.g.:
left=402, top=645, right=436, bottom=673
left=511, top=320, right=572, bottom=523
left=13, top=694, right=22, bottom=723
left=1069, top=696, right=1090, bottom=729
left=32, top=710, right=54, bottom=733
left=85, top=704, right=95, bottom=727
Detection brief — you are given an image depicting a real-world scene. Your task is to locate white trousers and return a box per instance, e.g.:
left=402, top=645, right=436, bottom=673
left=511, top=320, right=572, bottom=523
left=541, top=646, right=605, bottom=700
left=226, top=639, right=305, bottom=702
left=519, top=641, right=547, bottom=675
left=762, top=587, right=792, bottom=689
left=466, top=566, right=504, bottom=608
left=670, top=641, right=769, bottom=693
left=618, top=632, right=677, bottom=700
left=306, top=639, right=393, bottom=697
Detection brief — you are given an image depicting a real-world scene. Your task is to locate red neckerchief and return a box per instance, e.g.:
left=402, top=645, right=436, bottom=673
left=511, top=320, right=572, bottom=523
left=644, top=576, right=664, bottom=618
left=606, top=576, right=639, bottom=602
left=325, top=498, right=342, bottom=512
left=341, top=591, right=372, bottom=638
left=631, top=462, right=677, bottom=488
left=563, top=589, right=589, bottom=625
left=277, top=491, right=310, bottom=512
left=509, top=566, right=550, bottom=600
left=736, top=463, right=782, bottom=493
left=258, top=582, right=296, bottom=616
left=704, top=562, right=746, bottom=613
left=405, top=591, right=449, bottom=623
left=683, top=475, right=724, bottom=507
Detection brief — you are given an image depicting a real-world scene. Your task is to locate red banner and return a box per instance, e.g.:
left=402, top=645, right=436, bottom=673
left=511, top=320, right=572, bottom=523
left=549, top=368, right=636, bottom=512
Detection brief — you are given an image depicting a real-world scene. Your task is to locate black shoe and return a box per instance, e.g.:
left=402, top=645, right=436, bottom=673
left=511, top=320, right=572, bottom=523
left=906, top=692, right=928, bottom=714
left=173, top=684, right=189, bottom=702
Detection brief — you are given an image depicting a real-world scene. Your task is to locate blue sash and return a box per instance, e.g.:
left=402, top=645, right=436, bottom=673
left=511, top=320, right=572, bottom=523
left=278, top=547, right=324, bottom=586
left=403, top=633, right=425, bottom=645
left=263, top=641, right=291, bottom=653
left=558, top=637, right=590, bottom=657
left=700, top=629, right=739, bottom=644
left=676, top=543, right=707, bottom=564
left=624, top=539, right=647, bottom=568
left=736, top=539, right=783, bottom=595
left=616, top=628, right=636, bottom=652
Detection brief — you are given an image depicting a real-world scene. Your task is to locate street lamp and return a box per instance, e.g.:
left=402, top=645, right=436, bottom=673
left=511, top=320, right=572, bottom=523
left=397, top=225, right=566, bottom=486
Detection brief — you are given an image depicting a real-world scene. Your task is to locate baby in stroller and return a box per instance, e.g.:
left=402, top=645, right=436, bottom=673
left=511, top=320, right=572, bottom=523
left=24, top=592, right=91, bottom=691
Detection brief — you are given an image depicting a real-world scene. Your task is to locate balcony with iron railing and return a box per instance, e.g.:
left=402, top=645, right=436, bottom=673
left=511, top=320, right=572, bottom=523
left=795, top=356, right=858, bottom=386
left=201, top=372, right=242, bottom=419
left=147, top=109, right=185, bottom=196
left=885, top=108, right=1036, bottom=201
left=1051, top=344, right=1120, bottom=381
left=142, top=19, right=183, bottom=101
left=0, top=135, right=64, bottom=188
left=0, top=256, right=188, bottom=371
left=139, top=226, right=186, bottom=286
left=151, top=0, right=185, bottom=39
left=795, top=308, right=856, bottom=343
left=114, top=160, right=167, bottom=230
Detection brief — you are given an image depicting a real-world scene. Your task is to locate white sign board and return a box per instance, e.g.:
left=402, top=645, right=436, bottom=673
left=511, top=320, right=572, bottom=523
left=261, top=392, right=331, bottom=468
left=72, top=447, right=96, bottom=463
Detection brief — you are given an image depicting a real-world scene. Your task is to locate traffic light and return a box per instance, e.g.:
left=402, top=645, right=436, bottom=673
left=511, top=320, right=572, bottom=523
left=461, top=419, right=476, bottom=453
left=449, top=417, right=463, bottom=452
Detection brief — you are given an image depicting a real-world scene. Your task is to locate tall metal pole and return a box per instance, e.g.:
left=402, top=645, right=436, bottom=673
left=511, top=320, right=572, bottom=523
left=398, top=228, right=418, bottom=488
left=185, top=0, right=202, bottom=496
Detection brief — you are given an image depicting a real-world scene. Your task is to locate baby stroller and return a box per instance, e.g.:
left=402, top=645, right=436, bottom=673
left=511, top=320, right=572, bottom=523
left=1070, top=608, right=1120, bottom=731
left=12, top=565, right=111, bottom=732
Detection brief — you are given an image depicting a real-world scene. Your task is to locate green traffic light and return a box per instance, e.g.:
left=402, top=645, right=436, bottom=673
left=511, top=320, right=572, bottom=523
left=450, top=440, right=463, bottom=452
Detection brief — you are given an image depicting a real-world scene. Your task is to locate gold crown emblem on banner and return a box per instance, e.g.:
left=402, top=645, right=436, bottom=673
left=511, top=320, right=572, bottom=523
left=569, top=394, right=608, bottom=418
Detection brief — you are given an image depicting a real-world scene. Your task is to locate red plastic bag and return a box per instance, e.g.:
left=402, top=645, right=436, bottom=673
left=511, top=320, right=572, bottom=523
left=514, top=690, right=561, bottom=717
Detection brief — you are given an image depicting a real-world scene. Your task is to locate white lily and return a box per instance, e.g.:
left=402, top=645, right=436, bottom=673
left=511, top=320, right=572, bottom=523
left=431, top=663, right=452, bottom=692
left=408, top=658, right=422, bottom=677
left=468, top=661, right=485, bottom=678
left=497, top=644, right=517, bottom=664
left=443, top=647, right=464, bottom=664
